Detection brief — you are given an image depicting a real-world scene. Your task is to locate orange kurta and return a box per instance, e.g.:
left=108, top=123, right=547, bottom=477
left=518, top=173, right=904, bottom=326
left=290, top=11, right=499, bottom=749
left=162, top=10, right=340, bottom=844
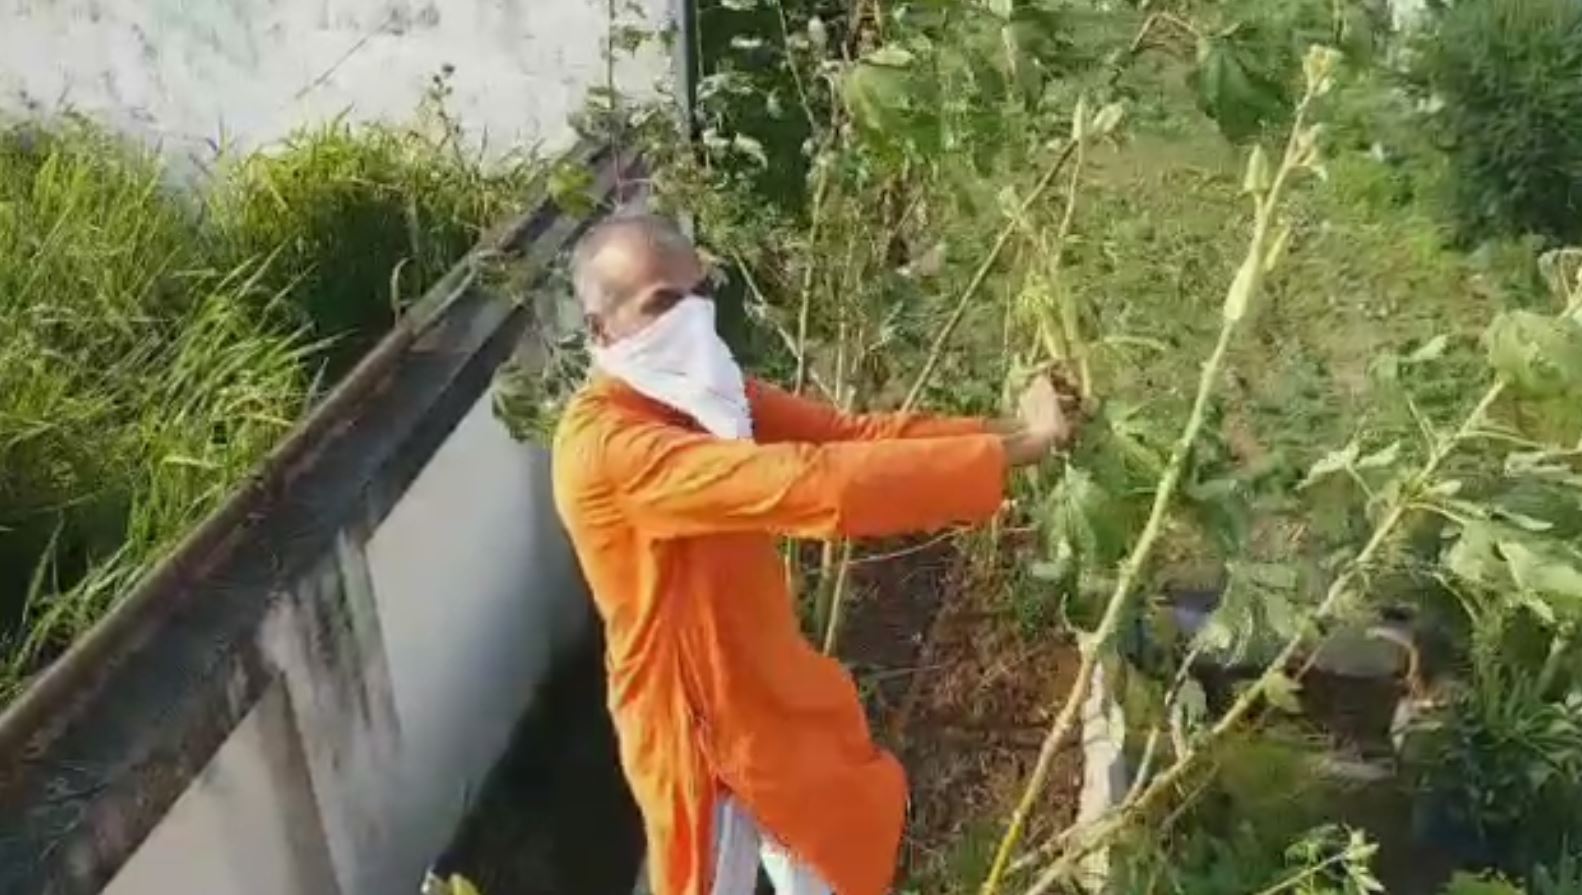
left=552, top=377, right=1006, bottom=895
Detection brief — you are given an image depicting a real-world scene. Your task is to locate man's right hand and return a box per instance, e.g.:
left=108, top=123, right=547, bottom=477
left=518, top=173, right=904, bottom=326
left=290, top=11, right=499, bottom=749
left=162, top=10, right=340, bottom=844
left=1003, top=374, right=1084, bottom=467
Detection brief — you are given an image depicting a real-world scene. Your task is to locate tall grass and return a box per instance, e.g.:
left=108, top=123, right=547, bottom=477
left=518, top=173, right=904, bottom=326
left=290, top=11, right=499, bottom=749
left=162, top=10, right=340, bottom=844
left=208, top=110, right=546, bottom=373
left=0, top=112, right=538, bottom=705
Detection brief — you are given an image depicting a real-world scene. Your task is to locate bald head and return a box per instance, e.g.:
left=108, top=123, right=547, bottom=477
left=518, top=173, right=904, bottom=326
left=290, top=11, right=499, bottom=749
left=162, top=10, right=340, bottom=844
left=571, top=213, right=707, bottom=346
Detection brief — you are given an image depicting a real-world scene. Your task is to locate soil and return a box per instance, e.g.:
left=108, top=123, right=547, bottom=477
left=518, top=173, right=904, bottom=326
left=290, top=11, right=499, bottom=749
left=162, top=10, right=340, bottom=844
left=431, top=629, right=645, bottom=895
left=839, top=534, right=1083, bottom=892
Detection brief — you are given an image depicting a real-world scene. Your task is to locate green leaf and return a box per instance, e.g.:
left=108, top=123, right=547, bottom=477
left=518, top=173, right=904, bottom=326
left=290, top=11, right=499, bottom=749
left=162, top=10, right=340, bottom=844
left=1356, top=440, right=1403, bottom=471
left=866, top=45, right=917, bottom=68
left=986, top=0, right=1014, bottom=19
left=1444, top=522, right=1514, bottom=591
left=1503, top=539, right=1582, bottom=607
left=1177, top=677, right=1209, bottom=726
left=1406, top=334, right=1450, bottom=364
left=1264, top=671, right=1303, bottom=714
left=1193, top=562, right=1305, bottom=665
left=731, top=134, right=769, bottom=167
left=841, top=59, right=935, bottom=152
left=1189, top=36, right=1290, bottom=143
left=1485, top=310, right=1582, bottom=398
left=1300, top=440, right=1360, bottom=489
left=546, top=161, right=596, bottom=216
left=1043, top=466, right=1132, bottom=568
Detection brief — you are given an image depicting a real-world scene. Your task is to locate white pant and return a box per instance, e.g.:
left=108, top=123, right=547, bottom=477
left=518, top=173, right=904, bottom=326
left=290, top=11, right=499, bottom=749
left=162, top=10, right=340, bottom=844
left=711, top=796, right=833, bottom=895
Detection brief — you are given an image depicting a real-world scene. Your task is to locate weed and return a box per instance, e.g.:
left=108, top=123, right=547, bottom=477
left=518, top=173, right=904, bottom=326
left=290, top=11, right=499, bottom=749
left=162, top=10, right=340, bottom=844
left=1413, top=0, right=1582, bottom=243
left=0, top=99, right=532, bottom=702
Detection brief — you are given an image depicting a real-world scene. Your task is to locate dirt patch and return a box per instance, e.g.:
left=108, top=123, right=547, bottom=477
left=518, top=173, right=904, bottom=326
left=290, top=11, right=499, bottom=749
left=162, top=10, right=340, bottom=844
left=432, top=631, right=644, bottom=895
left=838, top=536, right=1084, bottom=892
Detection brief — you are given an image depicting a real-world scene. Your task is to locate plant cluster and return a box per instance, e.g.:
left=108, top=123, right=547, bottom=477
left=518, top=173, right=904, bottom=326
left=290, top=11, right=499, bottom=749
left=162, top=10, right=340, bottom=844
left=521, top=0, right=1582, bottom=889
left=0, top=105, right=537, bottom=704
left=1412, top=0, right=1582, bottom=243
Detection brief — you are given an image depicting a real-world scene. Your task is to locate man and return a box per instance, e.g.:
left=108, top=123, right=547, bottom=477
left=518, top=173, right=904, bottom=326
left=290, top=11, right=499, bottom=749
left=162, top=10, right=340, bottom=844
left=552, top=214, right=1079, bottom=895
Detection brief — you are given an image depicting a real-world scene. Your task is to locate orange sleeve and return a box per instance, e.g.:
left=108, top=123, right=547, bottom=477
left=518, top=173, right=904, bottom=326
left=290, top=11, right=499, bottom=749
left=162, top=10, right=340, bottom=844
left=598, top=417, right=1005, bottom=541
left=747, top=380, right=986, bottom=444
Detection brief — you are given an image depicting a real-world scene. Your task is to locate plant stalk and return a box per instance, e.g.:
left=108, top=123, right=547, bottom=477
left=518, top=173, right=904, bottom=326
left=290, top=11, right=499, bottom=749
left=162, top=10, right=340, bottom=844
left=901, top=140, right=1078, bottom=413
left=794, top=165, right=832, bottom=396
left=1047, top=130, right=1090, bottom=398
left=817, top=142, right=1078, bottom=658
left=982, top=85, right=1324, bottom=895
left=1250, top=852, right=1350, bottom=895
left=822, top=541, right=856, bottom=653
left=1022, top=378, right=1511, bottom=895
left=1538, top=622, right=1575, bottom=696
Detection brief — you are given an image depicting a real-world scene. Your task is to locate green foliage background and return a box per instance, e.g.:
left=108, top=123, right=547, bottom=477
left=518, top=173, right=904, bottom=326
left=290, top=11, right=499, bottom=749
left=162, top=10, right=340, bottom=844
left=0, top=110, right=537, bottom=702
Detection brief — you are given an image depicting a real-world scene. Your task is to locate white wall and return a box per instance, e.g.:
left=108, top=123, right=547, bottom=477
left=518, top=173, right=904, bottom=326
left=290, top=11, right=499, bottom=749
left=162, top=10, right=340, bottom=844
left=1, top=0, right=673, bottom=164
left=104, top=684, right=340, bottom=895
left=99, top=386, right=595, bottom=895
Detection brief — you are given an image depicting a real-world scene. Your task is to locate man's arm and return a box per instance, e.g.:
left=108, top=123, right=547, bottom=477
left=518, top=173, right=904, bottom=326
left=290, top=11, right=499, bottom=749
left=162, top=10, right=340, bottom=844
left=599, top=417, right=1022, bottom=541
left=748, top=380, right=986, bottom=444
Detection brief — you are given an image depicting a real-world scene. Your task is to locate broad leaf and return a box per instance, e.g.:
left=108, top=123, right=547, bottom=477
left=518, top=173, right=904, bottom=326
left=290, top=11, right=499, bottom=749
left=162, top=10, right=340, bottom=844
left=1405, top=334, right=1450, bottom=364
left=1193, top=562, right=1305, bottom=666
left=1356, top=440, right=1403, bottom=471
left=1264, top=671, right=1303, bottom=714
left=1189, top=36, right=1290, bottom=143
left=1300, top=440, right=1360, bottom=489
left=1043, top=466, right=1133, bottom=568
left=1444, top=521, right=1515, bottom=591
left=1485, top=310, right=1582, bottom=398
left=1502, top=539, right=1582, bottom=615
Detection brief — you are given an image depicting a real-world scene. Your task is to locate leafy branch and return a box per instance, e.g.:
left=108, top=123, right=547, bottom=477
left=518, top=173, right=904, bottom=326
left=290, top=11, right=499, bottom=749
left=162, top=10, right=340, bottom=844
left=1018, top=146, right=1582, bottom=895
left=978, top=45, right=1344, bottom=895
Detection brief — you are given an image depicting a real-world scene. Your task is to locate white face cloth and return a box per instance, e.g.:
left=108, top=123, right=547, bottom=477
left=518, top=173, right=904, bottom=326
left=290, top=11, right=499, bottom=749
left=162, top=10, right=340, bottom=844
left=591, top=296, right=754, bottom=440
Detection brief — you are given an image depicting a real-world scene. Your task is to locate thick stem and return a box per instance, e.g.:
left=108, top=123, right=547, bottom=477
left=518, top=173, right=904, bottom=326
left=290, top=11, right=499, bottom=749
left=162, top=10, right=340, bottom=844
left=1022, top=381, right=1511, bottom=895
left=795, top=166, right=832, bottom=395
left=982, top=319, right=1239, bottom=895
left=901, top=141, right=1078, bottom=413
left=984, top=90, right=1321, bottom=895
left=1048, top=134, right=1090, bottom=398
left=1251, top=852, right=1350, bottom=895
left=822, top=541, right=856, bottom=654
left=771, top=0, right=820, bottom=137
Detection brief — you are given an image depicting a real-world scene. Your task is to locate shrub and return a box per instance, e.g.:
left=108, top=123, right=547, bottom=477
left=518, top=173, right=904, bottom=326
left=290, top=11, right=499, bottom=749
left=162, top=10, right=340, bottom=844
left=0, top=124, right=312, bottom=697
left=1416, top=0, right=1582, bottom=242
left=209, top=109, right=542, bottom=375
left=0, top=103, right=534, bottom=701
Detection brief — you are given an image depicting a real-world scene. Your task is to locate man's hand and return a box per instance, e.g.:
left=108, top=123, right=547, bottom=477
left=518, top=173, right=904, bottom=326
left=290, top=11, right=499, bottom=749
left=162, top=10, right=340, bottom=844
left=1002, top=373, right=1084, bottom=467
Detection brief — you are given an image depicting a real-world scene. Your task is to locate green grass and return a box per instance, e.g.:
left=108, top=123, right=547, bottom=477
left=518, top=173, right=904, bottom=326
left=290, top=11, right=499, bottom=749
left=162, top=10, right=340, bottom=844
left=0, top=113, right=540, bottom=705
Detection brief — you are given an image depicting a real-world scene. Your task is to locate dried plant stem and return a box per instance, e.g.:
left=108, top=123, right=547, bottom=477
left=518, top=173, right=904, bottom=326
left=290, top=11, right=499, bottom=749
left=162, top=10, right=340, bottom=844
left=821, top=541, right=856, bottom=653
left=1252, top=851, right=1353, bottom=895
left=730, top=251, right=836, bottom=402
left=1042, top=130, right=1091, bottom=398
left=901, top=140, right=1078, bottom=413
left=1021, top=379, right=1512, bottom=895
left=1026, top=280, right=1582, bottom=890
left=795, top=164, right=832, bottom=395
left=979, top=80, right=1327, bottom=895
left=816, top=141, right=1078, bottom=658
left=771, top=0, right=820, bottom=136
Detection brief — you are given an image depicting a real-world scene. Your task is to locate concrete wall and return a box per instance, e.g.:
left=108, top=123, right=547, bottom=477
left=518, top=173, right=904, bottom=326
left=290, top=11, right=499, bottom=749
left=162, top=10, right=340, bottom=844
left=0, top=149, right=650, bottom=895
left=1, top=0, right=674, bottom=163
left=97, top=388, right=590, bottom=895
